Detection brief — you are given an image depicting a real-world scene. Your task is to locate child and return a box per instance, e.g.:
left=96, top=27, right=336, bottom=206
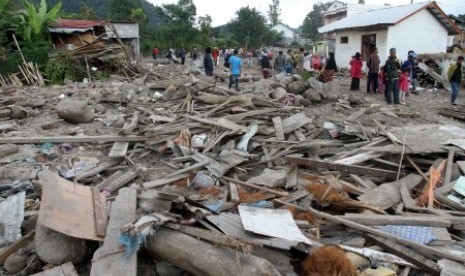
left=378, top=66, right=386, bottom=98
left=399, top=69, right=409, bottom=104
left=349, top=52, right=363, bottom=91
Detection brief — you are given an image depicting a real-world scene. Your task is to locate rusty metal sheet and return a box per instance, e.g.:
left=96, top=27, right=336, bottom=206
left=37, top=170, right=105, bottom=241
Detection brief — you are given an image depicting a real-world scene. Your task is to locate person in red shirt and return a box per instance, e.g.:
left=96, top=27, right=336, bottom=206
left=399, top=69, right=410, bottom=104
left=350, top=52, right=363, bottom=91
left=212, top=47, right=220, bottom=67
left=152, top=46, right=160, bottom=60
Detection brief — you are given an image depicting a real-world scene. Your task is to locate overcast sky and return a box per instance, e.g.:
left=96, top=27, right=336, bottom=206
left=148, top=0, right=465, bottom=28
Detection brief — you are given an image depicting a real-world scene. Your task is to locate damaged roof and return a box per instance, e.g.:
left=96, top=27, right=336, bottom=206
left=49, top=19, right=106, bottom=34
left=319, top=1, right=461, bottom=35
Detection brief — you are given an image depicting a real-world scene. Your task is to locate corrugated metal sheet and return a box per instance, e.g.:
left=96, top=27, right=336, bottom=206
left=319, top=2, right=429, bottom=33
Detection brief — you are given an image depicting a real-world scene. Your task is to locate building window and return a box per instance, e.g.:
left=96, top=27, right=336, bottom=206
left=340, top=36, right=348, bottom=44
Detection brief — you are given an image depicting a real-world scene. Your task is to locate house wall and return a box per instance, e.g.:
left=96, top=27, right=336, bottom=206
left=386, top=9, right=449, bottom=61
left=334, top=29, right=388, bottom=69
left=52, top=32, right=95, bottom=50
left=105, top=23, right=140, bottom=61
left=271, top=24, right=295, bottom=39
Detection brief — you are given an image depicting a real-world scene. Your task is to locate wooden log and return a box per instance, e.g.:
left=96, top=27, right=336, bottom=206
left=164, top=160, right=209, bottom=178
left=90, top=188, right=137, bottom=276
left=0, top=135, right=154, bottom=144
left=145, top=228, right=281, bottom=276
left=286, top=157, right=400, bottom=179
left=365, top=234, right=440, bottom=275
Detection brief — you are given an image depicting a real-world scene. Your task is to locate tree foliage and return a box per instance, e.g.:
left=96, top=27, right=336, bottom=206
left=18, top=0, right=62, bottom=42
left=268, top=0, right=281, bottom=26
left=109, top=0, right=142, bottom=21
left=301, top=1, right=331, bottom=42
left=227, top=6, right=282, bottom=48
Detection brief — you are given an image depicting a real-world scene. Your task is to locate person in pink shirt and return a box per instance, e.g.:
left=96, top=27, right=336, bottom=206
left=349, top=52, right=363, bottom=91
left=399, top=69, right=410, bottom=104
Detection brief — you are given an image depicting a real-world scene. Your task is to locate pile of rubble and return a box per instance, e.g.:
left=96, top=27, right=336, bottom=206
left=1, top=63, right=465, bottom=276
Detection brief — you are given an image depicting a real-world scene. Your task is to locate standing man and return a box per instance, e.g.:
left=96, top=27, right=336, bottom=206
left=204, top=47, right=214, bottom=76
left=152, top=46, right=160, bottom=60
left=228, top=49, right=242, bottom=91
left=448, top=56, right=464, bottom=105
left=384, top=48, right=401, bottom=105
left=274, top=50, right=286, bottom=74
left=285, top=49, right=294, bottom=75
left=402, top=51, right=418, bottom=95
left=366, top=48, right=380, bottom=94
left=180, top=47, right=187, bottom=65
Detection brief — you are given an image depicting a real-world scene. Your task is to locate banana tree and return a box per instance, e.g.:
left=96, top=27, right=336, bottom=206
left=18, top=0, right=62, bottom=42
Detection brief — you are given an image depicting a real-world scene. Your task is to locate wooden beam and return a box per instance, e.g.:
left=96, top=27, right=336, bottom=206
left=105, top=171, right=138, bottom=193
left=90, top=188, right=137, bottom=276
left=342, top=214, right=452, bottom=228
left=0, top=135, right=154, bottom=144
left=286, top=157, right=400, bottom=178
left=74, top=159, right=122, bottom=181
left=365, top=234, right=440, bottom=276
left=0, top=230, right=35, bottom=265
left=222, top=176, right=288, bottom=197
left=92, top=188, right=107, bottom=238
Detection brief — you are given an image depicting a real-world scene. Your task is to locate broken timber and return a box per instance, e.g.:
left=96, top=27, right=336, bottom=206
left=0, top=135, right=154, bottom=144
left=286, top=157, right=400, bottom=179
left=90, top=188, right=137, bottom=276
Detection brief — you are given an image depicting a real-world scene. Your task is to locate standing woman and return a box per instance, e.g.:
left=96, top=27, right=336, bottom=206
left=349, top=52, right=363, bottom=90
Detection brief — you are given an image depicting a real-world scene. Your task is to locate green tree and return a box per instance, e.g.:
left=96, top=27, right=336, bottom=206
left=108, top=0, right=141, bottom=21
left=301, top=1, right=331, bottom=42
left=228, top=6, right=281, bottom=48
left=459, top=14, right=465, bottom=21
left=130, top=8, right=148, bottom=23
left=78, top=4, right=98, bottom=20
left=268, top=0, right=281, bottom=26
left=18, top=0, right=62, bottom=42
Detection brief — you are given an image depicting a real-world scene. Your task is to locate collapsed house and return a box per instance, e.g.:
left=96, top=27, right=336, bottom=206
left=49, top=19, right=140, bottom=62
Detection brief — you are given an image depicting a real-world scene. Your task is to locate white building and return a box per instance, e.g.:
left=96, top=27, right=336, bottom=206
left=318, top=1, right=461, bottom=68
left=271, top=23, right=306, bottom=46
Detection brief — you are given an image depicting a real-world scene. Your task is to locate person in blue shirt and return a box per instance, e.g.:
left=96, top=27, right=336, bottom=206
left=203, top=47, right=214, bottom=76
left=180, top=47, right=187, bottom=65
left=228, top=49, right=242, bottom=91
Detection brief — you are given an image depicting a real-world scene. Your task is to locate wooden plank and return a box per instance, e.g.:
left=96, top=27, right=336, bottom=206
left=108, top=142, right=129, bottom=158
left=294, top=130, right=306, bottom=142
left=92, top=187, right=107, bottom=238
left=334, top=151, right=383, bottom=165
left=121, top=111, right=140, bottom=135
left=365, top=234, right=440, bottom=275
left=95, top=171, right=124, bottom=191
left=286, top=157, right=400, bottom=178
left=90, top=188, right=137, bottom=276
left=222, top=176, right=288, bottom=197
left=229, top=182, right=240, bottom=202
left=165, top=160, right=209, bottom=178
left=443, top=148, right=455, bottom=192
left=143, top=174, right=190, bottom=189
left=281, top=113, right=312, bottom=134
left=105, top=171, right=138, bottom=193
left=342, top=214, right=452, bottom=228
left=0, top=230, right=35, bottom=265
left=272, top=116, right=285, bottom=140
left=31, top=262, right=79, bottom=276
left=457, top=161, right=465, bottom=174
left=74, top=159, right=122, bottom=181
left=0, top=135, right=153, bottom=144
left=350, top=174, right=377, bottom=190
left=185, top=114, right=247, bottom=133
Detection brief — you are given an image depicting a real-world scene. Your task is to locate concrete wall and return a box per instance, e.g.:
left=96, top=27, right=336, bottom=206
left=334, top=29, right=388, bottom=69
left=105, top=23, right=140, bottom=61
left=386, top=9, right=449, bottom=61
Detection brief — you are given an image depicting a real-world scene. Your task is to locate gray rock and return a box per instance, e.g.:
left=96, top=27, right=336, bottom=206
left=273, top=87, right=287, bottom=99
left=132, top=77, right=145, bottom=86
left=94, top=104, right=106, bottom=114
left=287, top=81, right=307, bottom=94
left=292, top=74, right=303, bottom=81
left=282, top=76, right=295, bottom=86
left=56, top=99, right=95, bottom=124
left=323, top=81, right=340, bottom=101
left=303, top=89, right=322, bottom=103
left=120, top=83, right=138, bottom=100
left=299, top=98, right=312, bottom=107
left=4, top=253, right=26, bottom=274
left=35, top=224, right=89, bottom=265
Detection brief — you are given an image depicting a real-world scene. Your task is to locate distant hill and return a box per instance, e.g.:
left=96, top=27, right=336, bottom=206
left=40, top=0, right=164, bottom=26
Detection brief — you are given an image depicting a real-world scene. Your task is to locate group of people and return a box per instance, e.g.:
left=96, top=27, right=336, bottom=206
left=349, top=48, right=419, bottom=105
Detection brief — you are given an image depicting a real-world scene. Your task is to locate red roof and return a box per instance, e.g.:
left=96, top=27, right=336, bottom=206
left=53, top=19, right=106, bottom=29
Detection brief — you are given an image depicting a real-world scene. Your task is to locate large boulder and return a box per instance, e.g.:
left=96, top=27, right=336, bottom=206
left=272, top=87, right=288, bottom=99
left=303, top=89, right=322, bottom=103
left=287, top=81, right=307, bottom=94
left=35, top=224, right=90, bottom=265
left=56, top=99, right=95, bottom=124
